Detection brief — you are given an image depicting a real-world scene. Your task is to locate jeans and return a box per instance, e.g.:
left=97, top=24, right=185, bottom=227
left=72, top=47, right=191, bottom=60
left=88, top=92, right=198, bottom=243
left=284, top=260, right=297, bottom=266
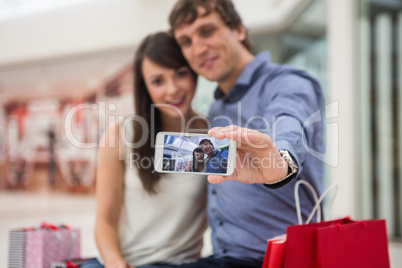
left=176, top=256, right=263, bottom=268
left=80, top=258, right=179, bottom=268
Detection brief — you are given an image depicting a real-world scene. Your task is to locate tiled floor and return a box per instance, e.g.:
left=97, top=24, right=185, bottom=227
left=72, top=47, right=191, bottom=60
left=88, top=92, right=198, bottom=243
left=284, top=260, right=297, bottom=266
left=1, top=190, right=401, bottom=268
left=389, top=242, right=402, bottom=268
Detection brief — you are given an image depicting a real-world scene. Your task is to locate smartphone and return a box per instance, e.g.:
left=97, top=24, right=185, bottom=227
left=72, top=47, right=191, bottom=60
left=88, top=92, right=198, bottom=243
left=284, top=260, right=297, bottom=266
left=154, top=132, right=236, bottom=176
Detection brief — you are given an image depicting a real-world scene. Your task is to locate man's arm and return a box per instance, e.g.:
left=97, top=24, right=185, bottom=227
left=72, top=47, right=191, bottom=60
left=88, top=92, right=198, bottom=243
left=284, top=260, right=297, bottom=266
left=207, top=74, right=323, bottom=185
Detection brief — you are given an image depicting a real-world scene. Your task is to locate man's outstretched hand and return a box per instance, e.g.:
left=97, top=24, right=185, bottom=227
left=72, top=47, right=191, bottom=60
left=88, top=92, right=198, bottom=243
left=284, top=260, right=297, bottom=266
left=207, top=125, right=288, bottom=184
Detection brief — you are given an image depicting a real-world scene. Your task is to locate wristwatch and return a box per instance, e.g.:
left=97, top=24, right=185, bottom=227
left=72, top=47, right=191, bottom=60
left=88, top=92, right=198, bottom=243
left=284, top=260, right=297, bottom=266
left=279, top=150, right=298, bottom=180
left=264, top=150, right=299, bottom=188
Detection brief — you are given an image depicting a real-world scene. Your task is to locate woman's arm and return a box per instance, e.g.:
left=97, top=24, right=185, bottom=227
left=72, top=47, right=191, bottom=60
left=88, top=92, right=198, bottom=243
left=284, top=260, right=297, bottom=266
left=94, top=123, right=133, bottom=268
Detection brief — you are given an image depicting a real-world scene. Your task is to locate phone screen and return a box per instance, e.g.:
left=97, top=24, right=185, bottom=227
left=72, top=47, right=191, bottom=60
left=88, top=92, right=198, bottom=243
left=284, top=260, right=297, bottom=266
left=160, top=134, right=233, bottom=175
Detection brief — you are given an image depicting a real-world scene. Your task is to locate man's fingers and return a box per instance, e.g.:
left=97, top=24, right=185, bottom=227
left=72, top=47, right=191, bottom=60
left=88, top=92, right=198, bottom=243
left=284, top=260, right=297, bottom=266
left=208, top=175, right=235, bottom=184
left=208, top=125, right=239, bottom=137
left=242, top=131, right=271, bottom=147
left=213, top=128, right=244, bottom=141
left=212, top=128, right=271, bottom=148
left=207, top=175, right=226, bottom=184
left=209, top=126, right=255, bottom=142
left=208, top=126, right=273, bottom=154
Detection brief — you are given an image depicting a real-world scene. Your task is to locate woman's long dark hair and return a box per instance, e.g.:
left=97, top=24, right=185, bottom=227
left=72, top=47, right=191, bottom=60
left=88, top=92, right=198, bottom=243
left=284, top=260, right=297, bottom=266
left=192, top=147, right=204, bottom=172
left=132, top=32, right=196, bottom=194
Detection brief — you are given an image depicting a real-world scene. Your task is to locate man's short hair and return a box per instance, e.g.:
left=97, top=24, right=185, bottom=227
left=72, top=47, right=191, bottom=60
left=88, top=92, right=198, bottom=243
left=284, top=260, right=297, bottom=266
left=199, top=139, right=214, bottom=147
left=169, top=0, right=253, bottom=51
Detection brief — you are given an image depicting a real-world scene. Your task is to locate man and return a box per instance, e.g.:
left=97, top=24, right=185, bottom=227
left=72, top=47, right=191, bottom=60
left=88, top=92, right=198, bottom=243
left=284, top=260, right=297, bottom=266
left=199, top=139, right=228, bottom=173
left=169, top=0, right=325, bottom=267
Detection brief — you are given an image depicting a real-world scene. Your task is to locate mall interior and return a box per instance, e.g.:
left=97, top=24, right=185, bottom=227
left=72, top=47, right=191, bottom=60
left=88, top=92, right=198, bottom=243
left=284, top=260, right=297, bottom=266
left=0, top=0, right=401, bottom=267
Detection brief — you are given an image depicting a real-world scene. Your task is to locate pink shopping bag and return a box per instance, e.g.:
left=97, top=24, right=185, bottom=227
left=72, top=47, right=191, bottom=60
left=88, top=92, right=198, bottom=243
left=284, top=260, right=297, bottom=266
left=8, top=222, right=80, bottom=268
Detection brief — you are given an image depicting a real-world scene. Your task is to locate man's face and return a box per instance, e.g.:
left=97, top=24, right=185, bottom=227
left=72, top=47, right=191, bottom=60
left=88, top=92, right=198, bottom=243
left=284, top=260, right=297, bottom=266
left=200, top=142, right=214, bottom=155
left=174, top=7, right=246, bottom=86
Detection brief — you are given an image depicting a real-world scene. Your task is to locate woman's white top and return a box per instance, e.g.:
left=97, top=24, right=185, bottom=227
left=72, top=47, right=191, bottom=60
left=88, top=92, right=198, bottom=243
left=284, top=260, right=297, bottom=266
left=118, top=126, right=208, bottom=266
left=190, top=163, right=207, bottom=173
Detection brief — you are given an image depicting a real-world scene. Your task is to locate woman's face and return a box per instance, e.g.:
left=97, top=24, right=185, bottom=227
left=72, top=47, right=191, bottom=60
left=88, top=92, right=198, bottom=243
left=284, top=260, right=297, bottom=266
left=194, top=151, right=204, bottom=161
left=142, top=57, right=196, bottom=118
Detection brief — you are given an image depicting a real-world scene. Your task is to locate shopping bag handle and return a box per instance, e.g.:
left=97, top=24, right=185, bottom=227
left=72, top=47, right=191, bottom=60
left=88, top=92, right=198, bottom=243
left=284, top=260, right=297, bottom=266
left=295, top=180, right=338, bottom=225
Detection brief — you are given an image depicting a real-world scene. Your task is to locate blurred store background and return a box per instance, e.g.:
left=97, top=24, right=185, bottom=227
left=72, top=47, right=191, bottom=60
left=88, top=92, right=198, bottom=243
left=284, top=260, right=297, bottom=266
left=0, top=0, right=401, bottom=267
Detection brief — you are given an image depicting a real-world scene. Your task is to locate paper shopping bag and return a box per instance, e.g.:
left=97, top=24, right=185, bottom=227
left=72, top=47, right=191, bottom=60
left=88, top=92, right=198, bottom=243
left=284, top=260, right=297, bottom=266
left=261, top=180, right=338, bottom=268
left=283, top=217, right=390, bottom=268
left=8, top=222, right=80, bottom=268
left=262, top=235, right=286, bottom=268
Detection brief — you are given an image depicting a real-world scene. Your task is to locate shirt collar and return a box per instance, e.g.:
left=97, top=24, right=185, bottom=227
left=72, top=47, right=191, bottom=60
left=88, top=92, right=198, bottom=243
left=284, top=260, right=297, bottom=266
left=207, top=150, right=219, bottom=159
left=214, top=51, right=271, bottom=101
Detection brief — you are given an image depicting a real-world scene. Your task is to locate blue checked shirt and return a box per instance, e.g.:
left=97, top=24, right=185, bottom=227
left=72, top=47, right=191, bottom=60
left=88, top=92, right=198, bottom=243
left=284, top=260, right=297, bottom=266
left=205, top=149, right=228, bottom=174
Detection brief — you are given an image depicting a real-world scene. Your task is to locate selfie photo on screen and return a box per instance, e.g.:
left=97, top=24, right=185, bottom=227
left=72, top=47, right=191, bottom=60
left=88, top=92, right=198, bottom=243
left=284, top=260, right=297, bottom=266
left=162, top=135, right=230, bottom=174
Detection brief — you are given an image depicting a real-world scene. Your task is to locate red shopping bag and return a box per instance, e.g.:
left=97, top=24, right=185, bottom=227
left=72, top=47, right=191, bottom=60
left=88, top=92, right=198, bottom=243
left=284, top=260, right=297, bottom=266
left=283, top=217, right=390, bottom=268
left=262, top=180, right=336, bottom=268
left=262, top=235, right=286, bottom=268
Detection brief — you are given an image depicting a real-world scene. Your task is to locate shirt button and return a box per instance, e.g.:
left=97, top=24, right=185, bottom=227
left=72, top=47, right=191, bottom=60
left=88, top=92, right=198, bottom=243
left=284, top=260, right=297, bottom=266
left=212, top=189, right=217, bottom=195
left=219, top=221, right=224, bottom=226
left=222, top=249, right=227, bottom=253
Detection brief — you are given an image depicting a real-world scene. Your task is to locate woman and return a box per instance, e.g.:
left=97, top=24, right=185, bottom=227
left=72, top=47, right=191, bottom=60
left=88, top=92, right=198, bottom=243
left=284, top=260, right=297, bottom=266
left=185, top=148, right=206, bottom=172
left=83, top=32, right=208, bottom=268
